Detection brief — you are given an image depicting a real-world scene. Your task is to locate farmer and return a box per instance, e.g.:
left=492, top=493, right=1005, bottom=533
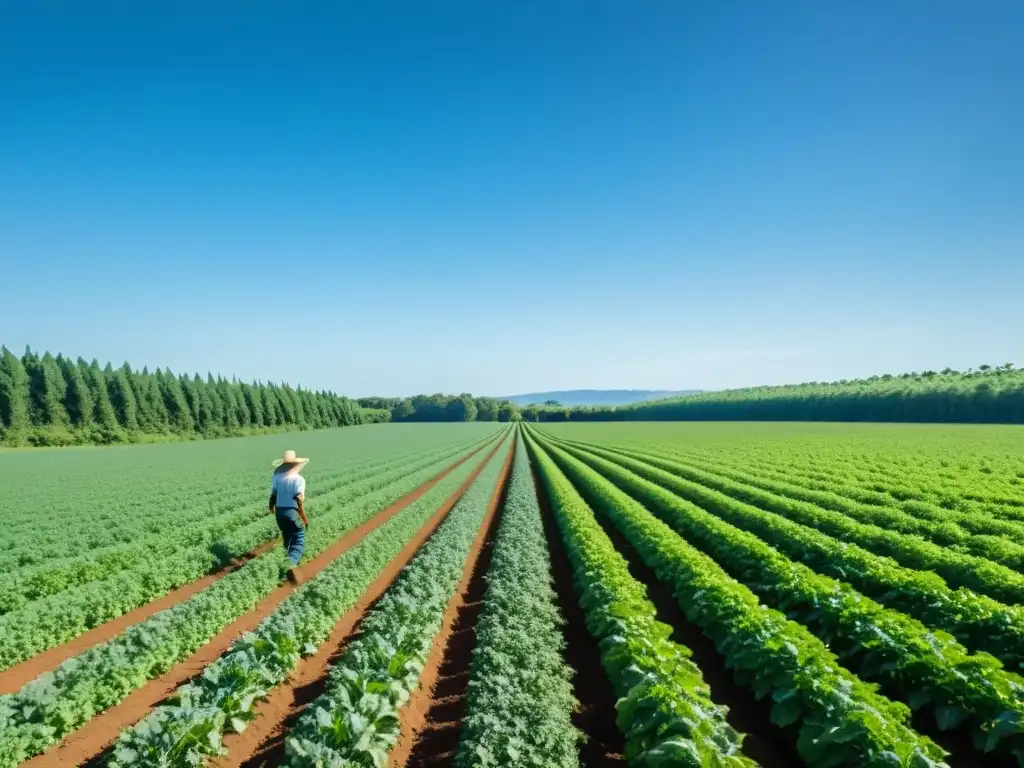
left=269, top=449, right=309, bottom=583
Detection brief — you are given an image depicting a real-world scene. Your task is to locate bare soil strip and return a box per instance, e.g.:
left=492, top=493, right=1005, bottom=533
left=215, top=437, right=511, bottom=768
left=593, top=512, right=799, bottom=768
left=531, top=462, right=627, bottom=767
left=388, top=439, right=515, bottom=768
left=398, top=443, right=515, bottom=768
left=22, top=438, right=500, bottom=768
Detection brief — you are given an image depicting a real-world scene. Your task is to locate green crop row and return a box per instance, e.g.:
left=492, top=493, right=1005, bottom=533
left=529, top=432, right=949, bottom=767
left=553, top=440, right=1024, bottom=760
left=455, top=435, right=580, bottom=768
left=545, top=434, right=1024, bottom=606
left=0, top=438, right=485, bottom=614
left=0, top=436, right=500, bottom=767
left=617, top=440, right=1024, bottom=551
left=556, top=439, right=1024, bottom=672
left=106, top=436, right=506, bottom=768
left=0, top=437, right=495, bottom=672
left=524, top=432, right=753, bottom=767
left=283, top=440, right=511, bottom=768
left=1, top=425, right=504, bottom=569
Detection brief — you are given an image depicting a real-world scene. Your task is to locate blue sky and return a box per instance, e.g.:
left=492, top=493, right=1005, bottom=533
left=2, top=1, right=1021, bottom=397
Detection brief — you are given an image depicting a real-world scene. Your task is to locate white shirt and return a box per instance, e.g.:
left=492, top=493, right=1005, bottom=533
left=272, top=471, right=306, bottom=510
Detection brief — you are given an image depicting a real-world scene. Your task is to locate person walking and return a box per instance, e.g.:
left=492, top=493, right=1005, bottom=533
left=269, top=449, right=309, bottom=583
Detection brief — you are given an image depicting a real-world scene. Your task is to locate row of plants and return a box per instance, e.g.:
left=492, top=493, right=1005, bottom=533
left=281, top=440, right=512, bottom=767
left=108, top=438, right=509, bottom=768
left=0, top=437, right=502, bottom=766
left=554, top=440, right=1024, bottom=760
left=631, top=441, right=1024, bottom=545
left=529, top=432, right=949, bottom=767
left=0, top=435, right=498, bottom=672
left=631, top=435, right=1024, bottom=522
left=0, top=438, right=483, bottom=614
left=454, top=435, right=581, bottom=767
left=2, top=425, right=501, bottom=570
left=524, top=433, right=754, bottom=767
left=560, top=440, right=1024, bottom=671
left=547, top=435, right=1024, bottom=606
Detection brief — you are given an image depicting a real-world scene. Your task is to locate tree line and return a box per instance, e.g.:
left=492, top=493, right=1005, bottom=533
left=0, top=346, right=385, bottom=447
left=521, top=364, right=1024, bottom=424
left=356, top=394, right=521, bottom=423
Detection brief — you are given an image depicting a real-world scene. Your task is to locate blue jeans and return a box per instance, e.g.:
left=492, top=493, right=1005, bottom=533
left=275, top=508, right=306, bottom=567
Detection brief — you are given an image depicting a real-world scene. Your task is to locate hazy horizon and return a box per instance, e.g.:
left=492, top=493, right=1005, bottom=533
left=2, top=2, right=1021, bottom=397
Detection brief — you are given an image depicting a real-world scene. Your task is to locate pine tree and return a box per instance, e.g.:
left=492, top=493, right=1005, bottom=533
left=243, top=382, right=266, bottom=427
left=107, top=363, right=140, bottom=431
left=86, top=360, right=120, bottom=434
left=230, top=380, right=252, bottom=427
left=59, top=355, right=94, bottom=429
left=24, top=350, right=71, bottom=428
left=206, top=374, right=225, bottom=430
left=179, top=374, right=201, bottom=427
left=217, top=377, right=241, bottom=430
left=192, top=374, right=216, bottom=432
left=0, top=346, right=31, bottom=442
left=157, top=369, right=194, bottom=433
left=141, top=367, right=170, bottom=430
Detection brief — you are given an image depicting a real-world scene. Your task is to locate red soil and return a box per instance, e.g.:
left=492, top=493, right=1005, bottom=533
left=387, top=442, right=516, bottom=765
left=530, top=461, right=627, bottom=767
left=20, top=436, right=500, bottom=768
left=395, top=440, right=516, bottom=768
left=214, top=437, right=510, bottom=768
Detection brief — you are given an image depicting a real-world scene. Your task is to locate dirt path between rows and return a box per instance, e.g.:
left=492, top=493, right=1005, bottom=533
left=531, top=460, right=626, bottom=767
left=23, top=436, right=502, bottom=768
left=389, top=439, right=516, bottom=768
left=217, top=436, right=511, bottom=768
left=396, top=441, right=515, bottom=768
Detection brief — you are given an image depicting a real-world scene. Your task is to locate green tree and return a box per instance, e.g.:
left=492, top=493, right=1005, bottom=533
left=24, top=350, right=70, bottom=428
left=0, top=346, right=31, bottom=442
left=107, top=364, right=140, bottom=431
left=57, top=354, right=94, bottom=429
left=86, top=361, right=121, bottom=436
left=157, top=369, right=195, bottom=432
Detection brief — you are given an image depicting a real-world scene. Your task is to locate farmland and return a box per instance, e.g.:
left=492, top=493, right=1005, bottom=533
left=1, top=422, right=1024, bottom=766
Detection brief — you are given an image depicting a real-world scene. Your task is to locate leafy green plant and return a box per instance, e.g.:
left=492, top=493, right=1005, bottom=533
left=529, top=431, right=949, bottom=767
left=284, top=441, right=511, bottom=767
left=107, top=439, right=509, bottom=768
left=552, top=440, right=1024, bottom=760
left=525, top=432, right=753, bottom=767
left=455, top=434, right=580, bottom=768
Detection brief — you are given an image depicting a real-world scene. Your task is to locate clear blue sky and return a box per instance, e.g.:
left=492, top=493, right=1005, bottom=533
left=2, top=1, right=1021, bottom=397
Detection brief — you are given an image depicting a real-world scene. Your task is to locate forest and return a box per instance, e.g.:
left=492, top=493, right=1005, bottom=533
left=0, top=346, right=382, bottom=447
left=0, top=347, right=523, bottom=447
left=524, top=364, right=1024, bottom=424
left=356, top=394, right=520, bottom=424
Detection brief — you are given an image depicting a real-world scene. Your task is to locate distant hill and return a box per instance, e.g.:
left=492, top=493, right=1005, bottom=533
left=502, top=389, right=701, bottom=407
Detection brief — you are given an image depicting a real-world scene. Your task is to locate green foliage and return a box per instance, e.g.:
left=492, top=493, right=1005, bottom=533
left=358, top=394, right=521, bottom=423
left=284, top=440, right=511, bottom=767
left=553, top=437, right=1024, bottom=673
left=532, top=364, right=1024, bottom=424
left=456, top=435, right=581, bottom=768
left=108, top=442, right=504, bottom=768
left=550, top=439, right=1024, bottom=758
left=525, top=432, right=753, bottom=767
left=0, top=427, right=504, bottom=766
left=530, top=431, right=949, bottom=767
left=0, top=343, right=375, bottom=446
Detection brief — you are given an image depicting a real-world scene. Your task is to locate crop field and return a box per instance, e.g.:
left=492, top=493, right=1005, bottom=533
left=2, top=421, right=1024, bottom=767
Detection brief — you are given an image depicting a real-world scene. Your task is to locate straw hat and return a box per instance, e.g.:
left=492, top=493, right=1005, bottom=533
left=272, top=449, right=309, bottom=470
